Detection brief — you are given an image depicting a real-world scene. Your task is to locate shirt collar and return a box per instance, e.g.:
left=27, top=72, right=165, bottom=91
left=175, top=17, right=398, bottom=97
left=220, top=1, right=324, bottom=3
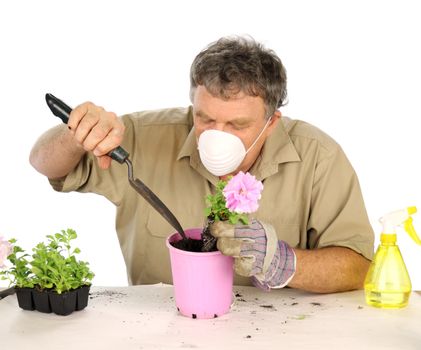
left=249, top=116, right=301, bottom=180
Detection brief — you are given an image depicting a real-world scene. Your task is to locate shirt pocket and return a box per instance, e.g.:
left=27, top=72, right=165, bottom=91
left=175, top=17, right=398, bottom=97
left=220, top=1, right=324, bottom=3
left=145, top=207, right=203, bottom=239
left=145, top=209, right=173, bottom=238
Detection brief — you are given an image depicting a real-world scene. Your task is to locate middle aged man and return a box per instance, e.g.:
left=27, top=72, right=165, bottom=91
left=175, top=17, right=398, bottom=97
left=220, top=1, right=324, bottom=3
left=29, top=36, right=374, bottom=293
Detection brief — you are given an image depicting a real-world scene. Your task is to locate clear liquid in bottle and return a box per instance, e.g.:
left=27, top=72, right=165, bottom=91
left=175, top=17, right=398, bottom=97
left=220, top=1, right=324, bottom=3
left=364, top=234, right=412, bottom=309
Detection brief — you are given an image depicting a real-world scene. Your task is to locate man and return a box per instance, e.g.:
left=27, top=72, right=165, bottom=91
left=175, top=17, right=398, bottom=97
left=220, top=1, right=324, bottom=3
left=30, top=36, right=374, bottom=293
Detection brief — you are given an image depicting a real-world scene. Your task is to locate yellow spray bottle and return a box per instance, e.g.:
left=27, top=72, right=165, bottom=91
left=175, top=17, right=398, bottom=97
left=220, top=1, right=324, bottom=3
left=364, top=206, right=420, bottom=308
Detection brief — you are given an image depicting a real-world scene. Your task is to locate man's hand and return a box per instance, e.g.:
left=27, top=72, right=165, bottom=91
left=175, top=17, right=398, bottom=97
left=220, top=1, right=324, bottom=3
left=68, top=102, right=125, bottom=169
left=210, top=219, right=296, bottom=290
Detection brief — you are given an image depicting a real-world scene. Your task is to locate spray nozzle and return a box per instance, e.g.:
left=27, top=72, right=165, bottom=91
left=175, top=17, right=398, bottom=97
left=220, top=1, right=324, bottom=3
left=380, top=206, right=420, bottom=245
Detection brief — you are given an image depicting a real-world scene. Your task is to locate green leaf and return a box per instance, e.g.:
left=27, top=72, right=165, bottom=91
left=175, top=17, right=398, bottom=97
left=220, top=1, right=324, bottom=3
left=46, top=265, right=59, bottom=275
left=67, top=229, right=77, bottom=240
left=229, top=215, right=238, bottom=224
left=31, top=266, right=42, bottom=276
left=239, top=214, right=249, bottom=225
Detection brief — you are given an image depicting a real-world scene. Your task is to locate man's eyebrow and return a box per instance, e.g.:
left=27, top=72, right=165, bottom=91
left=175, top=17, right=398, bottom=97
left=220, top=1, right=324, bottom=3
left=230, top=117, right=253, bottom=125
left=195, top=110, right=213, bottom=120
left=195, top=110, right=253, bottom=125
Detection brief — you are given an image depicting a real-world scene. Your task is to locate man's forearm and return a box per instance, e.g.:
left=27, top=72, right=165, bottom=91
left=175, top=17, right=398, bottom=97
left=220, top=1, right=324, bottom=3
left=288, top=246, right=371, bottom=293
left=29, top=125, right=86, bottom=179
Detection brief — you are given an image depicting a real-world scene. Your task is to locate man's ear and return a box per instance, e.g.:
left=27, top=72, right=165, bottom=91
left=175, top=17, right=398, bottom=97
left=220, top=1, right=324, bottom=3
left=266, top=110, right=281, bottom=136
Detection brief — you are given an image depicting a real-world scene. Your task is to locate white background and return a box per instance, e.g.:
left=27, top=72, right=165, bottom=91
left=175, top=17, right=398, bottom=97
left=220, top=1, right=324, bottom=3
left=1, top=0, right=420, bottom=289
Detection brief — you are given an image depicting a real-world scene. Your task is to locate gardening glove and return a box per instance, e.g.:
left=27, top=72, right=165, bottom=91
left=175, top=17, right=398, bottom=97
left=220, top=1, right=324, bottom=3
left=210, top=219, right=296, bottom=291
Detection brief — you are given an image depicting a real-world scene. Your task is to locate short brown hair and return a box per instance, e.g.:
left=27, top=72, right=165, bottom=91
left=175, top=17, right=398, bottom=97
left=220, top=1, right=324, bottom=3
left=190, top=36, right=287, bottom=117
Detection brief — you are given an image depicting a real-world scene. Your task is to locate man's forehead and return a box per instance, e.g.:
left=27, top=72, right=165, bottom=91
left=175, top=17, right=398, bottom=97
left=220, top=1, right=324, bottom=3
left=193, top=87, right=266, bottom=121
left=195, top=85, right=258, bottom=101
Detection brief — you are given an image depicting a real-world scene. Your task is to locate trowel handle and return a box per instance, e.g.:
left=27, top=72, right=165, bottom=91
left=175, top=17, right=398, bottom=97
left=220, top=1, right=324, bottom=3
left=45, top=93, right=129, bottom=164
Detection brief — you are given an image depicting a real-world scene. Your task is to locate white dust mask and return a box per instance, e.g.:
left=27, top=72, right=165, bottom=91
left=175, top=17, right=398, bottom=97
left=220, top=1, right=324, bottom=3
left=197, top=117, right=272, bottom=176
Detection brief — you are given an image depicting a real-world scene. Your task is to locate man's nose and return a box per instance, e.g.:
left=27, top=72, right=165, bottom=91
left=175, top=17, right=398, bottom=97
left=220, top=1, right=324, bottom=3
left=213, top=123, right=226, bottom=132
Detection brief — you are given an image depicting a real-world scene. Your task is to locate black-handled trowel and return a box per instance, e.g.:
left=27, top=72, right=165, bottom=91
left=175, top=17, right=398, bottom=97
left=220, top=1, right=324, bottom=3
left=45, top=93, right=187, bottom=241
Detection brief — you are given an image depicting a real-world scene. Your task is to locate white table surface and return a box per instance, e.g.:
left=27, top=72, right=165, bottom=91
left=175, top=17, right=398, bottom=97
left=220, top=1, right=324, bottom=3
left=1, top=285, right=420, bottom=350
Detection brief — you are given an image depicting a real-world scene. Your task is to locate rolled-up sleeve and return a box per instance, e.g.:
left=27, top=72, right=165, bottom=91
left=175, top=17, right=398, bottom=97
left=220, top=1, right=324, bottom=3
left=48, top=153, right=94, bottom=193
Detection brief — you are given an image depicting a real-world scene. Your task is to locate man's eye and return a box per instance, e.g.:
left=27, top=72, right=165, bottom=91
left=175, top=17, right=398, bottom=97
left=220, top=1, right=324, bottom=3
left=196, top=116, right=213, bottom=124
left=229, top=123, right=248, bottom=130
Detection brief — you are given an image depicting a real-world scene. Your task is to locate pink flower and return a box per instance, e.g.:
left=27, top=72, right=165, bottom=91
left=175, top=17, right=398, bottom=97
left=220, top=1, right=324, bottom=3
left=223, top=171, right=263, bottom=214
left=0, top=236, right=13, bottom=268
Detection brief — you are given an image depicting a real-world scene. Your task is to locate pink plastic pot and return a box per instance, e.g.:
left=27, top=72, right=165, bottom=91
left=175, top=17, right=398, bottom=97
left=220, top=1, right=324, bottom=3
left=166, top=228, right=234, bottom=319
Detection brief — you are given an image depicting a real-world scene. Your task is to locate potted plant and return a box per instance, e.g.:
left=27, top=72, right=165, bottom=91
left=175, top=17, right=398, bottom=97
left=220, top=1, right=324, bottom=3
left=0, top=229, right=94, bottom=316
left=166, top=171, right=263, bottom=319
left=201, top=171, right=262, bottom=252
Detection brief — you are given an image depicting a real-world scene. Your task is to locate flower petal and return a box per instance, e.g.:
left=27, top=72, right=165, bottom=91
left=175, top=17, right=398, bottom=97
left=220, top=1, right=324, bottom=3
left=223, top=171, right=263, bottom=214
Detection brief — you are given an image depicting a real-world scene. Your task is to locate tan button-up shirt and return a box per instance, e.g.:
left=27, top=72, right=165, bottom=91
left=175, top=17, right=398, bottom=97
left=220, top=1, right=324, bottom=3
left=50, top=107, right=374, bottom=286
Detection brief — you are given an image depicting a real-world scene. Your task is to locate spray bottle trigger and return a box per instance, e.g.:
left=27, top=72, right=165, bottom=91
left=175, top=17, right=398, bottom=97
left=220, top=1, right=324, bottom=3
left=404, top=217, right=421, bottom=245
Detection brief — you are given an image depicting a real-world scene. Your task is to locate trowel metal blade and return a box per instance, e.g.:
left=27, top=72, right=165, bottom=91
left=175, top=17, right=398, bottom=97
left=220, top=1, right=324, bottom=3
left=128, top=177, right=186, bottom=239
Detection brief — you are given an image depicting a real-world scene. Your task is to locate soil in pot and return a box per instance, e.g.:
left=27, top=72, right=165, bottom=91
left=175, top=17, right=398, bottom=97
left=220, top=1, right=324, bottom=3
left=170, top=238, right=203, bottom=252
left=170, top=219, right=218, bottom=253
left=49, top=289, right=77, bottom=316
left=15, top=287, right=35, bottom=311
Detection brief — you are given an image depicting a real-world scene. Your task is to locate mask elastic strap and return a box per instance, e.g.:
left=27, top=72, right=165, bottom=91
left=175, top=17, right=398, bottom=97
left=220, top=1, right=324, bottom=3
left=245, top=116, right=273, bottom=154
